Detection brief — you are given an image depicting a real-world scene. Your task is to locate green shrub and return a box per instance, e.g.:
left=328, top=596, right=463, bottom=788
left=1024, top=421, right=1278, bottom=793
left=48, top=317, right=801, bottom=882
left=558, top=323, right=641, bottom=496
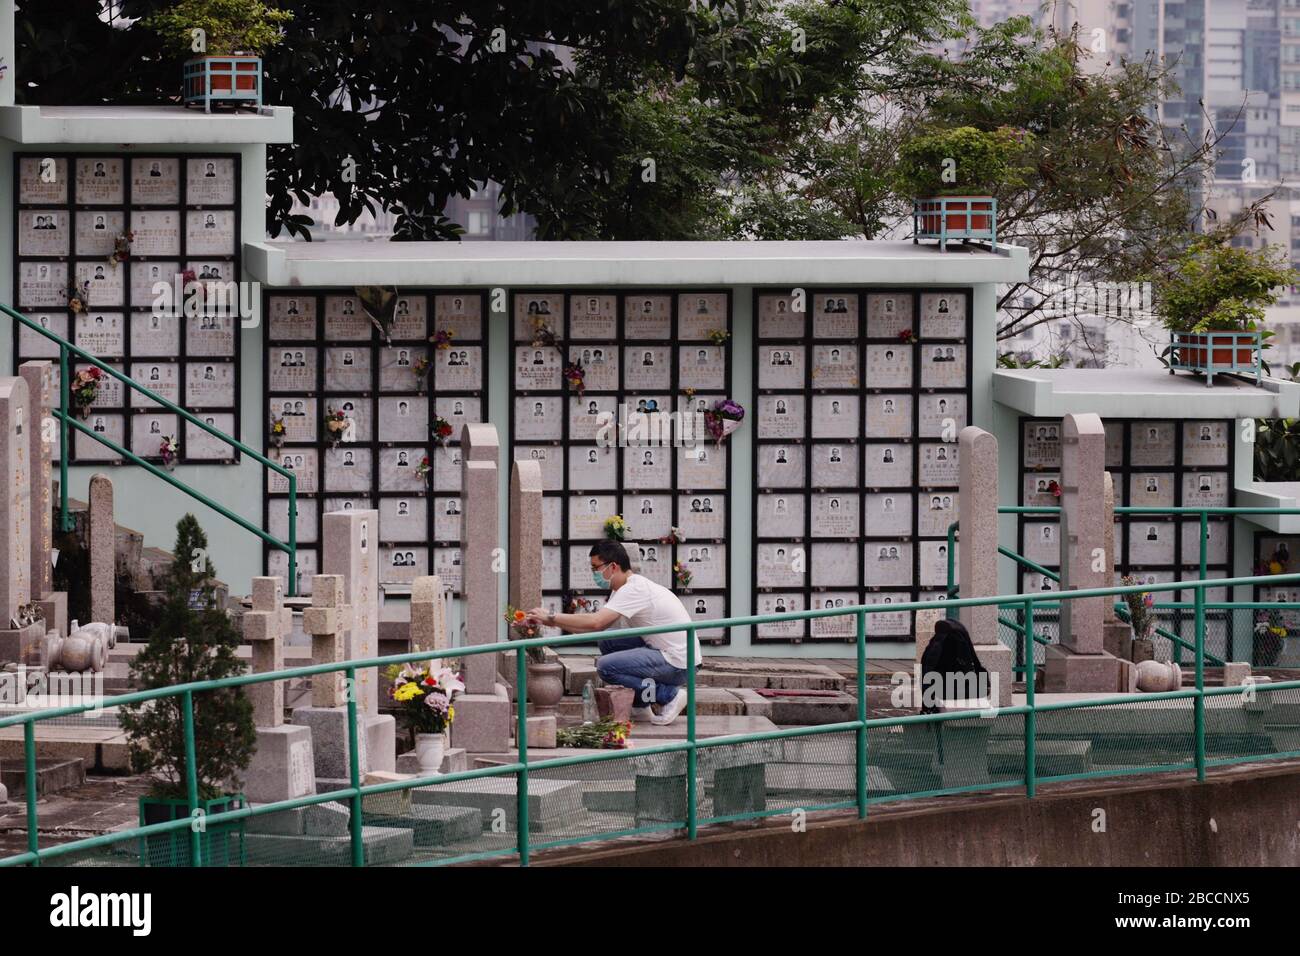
left=895, top=125, right=1034, bottom=198
left=144, top=0, right=293, bottom=58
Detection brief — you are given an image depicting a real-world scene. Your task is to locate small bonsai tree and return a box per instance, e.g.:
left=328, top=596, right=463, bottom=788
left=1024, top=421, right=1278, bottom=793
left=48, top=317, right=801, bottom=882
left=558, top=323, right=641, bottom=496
left=120, top=514, right=256, bottom=800
left=895, top=125, right=1034, bottom=198
left=144, top=0, right=293, bottom=58
left=1152, top=238, right=1297, bottom=334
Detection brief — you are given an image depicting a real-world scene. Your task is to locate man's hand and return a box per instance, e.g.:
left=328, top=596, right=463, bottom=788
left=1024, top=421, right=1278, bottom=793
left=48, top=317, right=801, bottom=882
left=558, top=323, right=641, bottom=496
left=526, top=607, right=551, bottom=626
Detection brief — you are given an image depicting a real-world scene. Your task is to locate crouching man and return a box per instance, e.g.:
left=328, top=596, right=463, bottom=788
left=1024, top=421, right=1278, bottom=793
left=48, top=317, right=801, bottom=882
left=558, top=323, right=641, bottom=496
left=528, top=541, right=700, bottom=725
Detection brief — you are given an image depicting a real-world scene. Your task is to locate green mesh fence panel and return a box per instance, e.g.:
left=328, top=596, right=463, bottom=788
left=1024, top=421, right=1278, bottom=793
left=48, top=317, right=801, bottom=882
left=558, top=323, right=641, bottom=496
left=869, top=711, right=1026, bottom=800
left=1030, top=697, right=1196, bottom=777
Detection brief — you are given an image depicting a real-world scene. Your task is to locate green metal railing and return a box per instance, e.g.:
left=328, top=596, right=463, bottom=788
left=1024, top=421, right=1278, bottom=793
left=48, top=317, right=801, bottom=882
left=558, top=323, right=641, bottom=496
left=3, top=569, right=1299, bottom=868
left=2, top=303, right=298, bottom=595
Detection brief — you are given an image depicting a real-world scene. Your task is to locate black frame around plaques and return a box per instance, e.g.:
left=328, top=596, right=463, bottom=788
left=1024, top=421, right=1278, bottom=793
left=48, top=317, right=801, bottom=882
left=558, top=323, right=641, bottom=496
left=508, top=289, right=734, bottom=645
left=11, top=152, right=243, bottom=466
left=751, top=286, right=973, bottom=644
left=261, top=289, right=489, bottom=597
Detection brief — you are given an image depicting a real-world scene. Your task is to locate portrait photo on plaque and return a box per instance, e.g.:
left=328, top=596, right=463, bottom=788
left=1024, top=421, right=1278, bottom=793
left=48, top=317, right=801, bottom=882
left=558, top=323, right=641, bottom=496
left=812, top=541, right=859, bottom=588
left=757, top=394, right=806, bottom=440
left=919, top=344, right=967, bottom=390
left=756, top=593, right=806, bottom=640
left=323, top=295, right=374, bottom=340
left=810, top=592, right=859, bottom=639
left=269, top=448, right=319, bottom=494
left=324, top=347, right=373, bottom=392
left=918, top=540, right=953, bottom=587
left=380, top=496, right=428, bottom=540
left=75, top=260, right=125, bottom=307
left=130, top=412, right=179, bottom=456
left=865, top=541, right=913, bottom=588
left=679, top=543, right=725, bottom=587
left=130, top=312, right=180, bottom=356
left=623, top=346, right=672, bottom=391
left=811, top=492, right=860, bottom=538
left=756, top=542, right=806, bottom=589
left=185, top=412, right=236, bottom=461
left=130, top=362, right=180, bottom=407
left=568, top=345, right=618, bottom=391
left=325, top=398, right=373, bottom=443
left=567, top=394, right=615, bottom=441
left=186, top=261, right=234, bottom=300
left=185, top=361, right=236, bottom=407
left=379, top=345, right=428, bottom=392
left=679, top=493, right=726, bottom=540
left=515, top=346, right=562, bottom=390
left=514, top=292, right=565, bottom=339
left=678, top=442, right=727, bottom=489
left=385, top=294, right=429, bottom=340
left=756, top=492, right=805, bottom=538
left=812, top=442, right=861, bottom=487
left=1022, top=421, right=1062, bottom=468
left=516, top=396, right=563, bottom=441
left=864, top=344, right=913, bottom=389
left=74, top=157, right=125, bottom=204
left=758, top=345, right=805, bottom=391
left=18, top=157, right=68, bottom=204
left=676, top=293, right=728, bottom=340
left=918, top=491, right=958, bottom=537
left=624, top=494, right=673, bottom=539
left=567, top=445, right=618, bottom=490
left=863, top=492, right=912, bottom=536
left=919, top=293, right=966, bottom=338
left=568, top=494, right=619, bottom=539
left=19, top=313, right=69, bottom=358
left=186, top=209, right=237, bottom=257
left=1128, top=472, right=1175, bottom=509
left=811, top=394, right=860, bottom=439
left=432, top=498, right=463, bottom=543
left=434, top=294, right=482, bottom=340
left=865, top=293, right=913, bottom=338
left=436, top=395, right=481, bottom=431
left=437, top=345, right=483, bottom=391
left=378, top=397, right=428, bottom=442
left=382, top=546, right=429, bottom=585
left=676, top=344, right=726, bottom=391
left=1180, top=519, right=1229, bottom=565
left=267, top=296, right=316, bottom=339
left=75, top=414, right=125, bottom=461
left=1131, top=421, right=1176, bottom=467
left=1024, top=571, right=1058, bottom=594
left=1023, top=521, right=1060, bottom=566
left=270, top=347, right=318, bottom=393
left=637, top=548, right=674, bottom=587
left=325, top=446, right=375, bottom=493
left=269, top=549, right=316, bottom=598
left=757, top=444, right=805, bottom=488
left=131, top=261, right=179, bottom=308
left=324, top=497, right=376, bottom=517
left=918, top=393, right=964, bottom=438
left=186, top=157, right=237, bottom=205
left=130, top=158, right=180, bottom=204
left=1182, top=471, right=1229, bottom=507
left=1023, top=472, right=1062, bottom=508
left=270, top=497, right=319, bottom=546
left=865, top=593, right=911, bottom=637
left=431, top=547, right=464, bottom=593
left=514, top=445, right=562, bottom=491
left=19, top=261, right=68, bottom=309
left=756, top=293, right=806, bottom=339
left=567, top=294, right=617, bottom=339
left=1182, top=421, right=1229, bottom=466
left=611, top=293, right=667, bottom=338
left=623, top=445, right=672, bottom=489
left=811, top=344, right=860, bottom=389
left=187, top=314, right=236, bottom=357
left=75, top=312, right=126, bottom=357
left=129, top=209, right=182, bottom=257
left=812, top=292, right=860, bottom=339
left=20, top=209, right=70, bottom=257
left=378, top=446, right=427, bottom=492
left=918, top=441, right=959, bottom=486
left=864, top=393, right=914, bottom=439
left=1127, top=520, right=1175, bottom=565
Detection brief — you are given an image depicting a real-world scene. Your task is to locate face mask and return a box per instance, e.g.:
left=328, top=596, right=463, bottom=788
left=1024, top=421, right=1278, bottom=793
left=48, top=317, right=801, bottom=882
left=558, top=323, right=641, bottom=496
left=592, top=566, right=613, bottom=589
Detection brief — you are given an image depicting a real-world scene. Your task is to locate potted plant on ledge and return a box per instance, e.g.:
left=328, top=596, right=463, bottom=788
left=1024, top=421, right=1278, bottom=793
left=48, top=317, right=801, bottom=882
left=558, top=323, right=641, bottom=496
left=145, top=0, right=293, bottom=112
left=895, top=125, right=1033, bottom=250
left=1153, top=238, right=1296, bottom=386
left=119, top=515, right=256, bottom=867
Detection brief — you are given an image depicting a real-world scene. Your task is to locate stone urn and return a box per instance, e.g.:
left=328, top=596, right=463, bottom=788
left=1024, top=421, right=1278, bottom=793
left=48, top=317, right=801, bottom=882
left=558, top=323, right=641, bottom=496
left=414, top=732, right=446, bottom=774
left=1133, top=660, right=1182, bottom=693
left=42, top=626, right=107, bottom=673
left=526, top=661, right=566, bottom=715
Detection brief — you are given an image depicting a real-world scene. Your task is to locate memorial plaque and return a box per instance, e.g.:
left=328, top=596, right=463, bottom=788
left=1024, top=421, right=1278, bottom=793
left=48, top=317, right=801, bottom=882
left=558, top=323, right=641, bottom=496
left=1128, top=520, right=1175, bottom=564
left=1023, top=522, right=1060, bottom=566
left=514, top=446, right=562, bottom=490
left=811, top=394, right=859, bottom=439
left=1104, top=421, right=1125, bottom=468
left=1024, top=572, right=1058, bottom=594
left=185, top=361, right=236, bottom=407
left=378, top=345, right=427, bottom=391
left=436, top=395, right=480, bottom=429
left=677, top=344, right=725, bottom=390
left=678, top=493, right=726, bottom=540
left=757, top=293, right=805, bottom=339
left=187, top=260, right=233, bottom=299
left=865, top=393, right=914, bottom=438
left=75, top=312, right=126, bottom=357
left=185, top=209, right=237, bottom=256
left=270, top=348, right=318, bottom=393
left=1182, top=471, right=1229, bottom=508
left=389, top=295, right=428, bottom=341
left=185, top=412, right=237, bottom=461
left=1023, top=421, right=1062, bottom=468
left=76, top=362, right=124, bottom=406
left=130, top=158, right=181, bottom=204
left=678, top=442, right=727, bottom=488
left=758, top=345, right=805, bottom=390
left=269, top=449, right=319, bottom=493
left=811, top=541, right=858, bottom=587
left=269, top=549, right=318, bottom=598
left=1183, top=421, right=1229, bottom=466
left=919, top=344, right=966, bottom=389
left=677, top=293, right=728, bottom=340
left=18, top=261, right=68, bottom=308
left=1023, top=472, right=1061, bottom=508
left=325, top=446, right=375, bottom=492
left=130, top=209, right=182, bottom=256
left=432, top=497, right=462, bottom=542
left=756, top=492, right=805, bottom=538
left=865, top=542, right=913, bottom=588
left=325, top=398, right=372, bottom=443
left=918, top=540, right=950, bottom=587
left=864, top=493, right=911, bottom=536
left=188, top=314, right=236, bottom=357
left=757, top=394, right=806, bottom=439
left=567, top=345, right=616, bottom=391
left=75, top=157, right=125, bottom=204
left=324, top=347, right=372, bottom=393
left=919, top=293, right=965, bottom=338
left=541, top=546, right=563, bottom=591
left=623, top=294, right=672, bottom=339
left=809, top=593, right=859, bottom=638
left=131, top=412, right=180, bottom=456
left=864, top=345, right=912, bottom=389
left=382, top=546, right=429, bottom=585
left=323, top=296, right=373, bottom=340
left=1180, top=519, right=1229, bottom=565
left=616, top=494, right=665, bottom=538
left=623, top=445, right=671, bottom=489
left=433, top=294, right=482, bottom=339
left=377, top=446, right=426, bottom=492
left=918, top=491, right=958, bottom=537
left=537, top=496, right=561, bottom=540
left=1131, top=421, right=1176, bottom=467
left=130, top=361, right=180, bottom=407
left=811, top=344, right=860, bottom=389
left=515, top=346, right=562, bottom=390
left=680, top=543, right=725, bottom=587
left=812, top=293, right=859, bottom=339
left=917, top=393, right=963, bottom=437
left=811, top=442, right=860, bottom=487
left=75, top=260, right=125, bottom=307
left=130, top=312, right=181, bottom=357
left=865, top=293, right=912, bottom=338
left=186, top=157, right=237, bottom=205
left=270, top=497, right=319, bottom=545
left=515, top=396, right=564, bottom=441
left=18, top=157, right=67, bottom=204
left=377, top=397, right=427, bottom=442
left=624, top=346, right=672, bottom=390
left=19, top=209, right=70, bottom=257
left=568, top=293, right=617, bottom=339
left=75, top=414, right=125, bottom=460
left=437, top=345, right=482, bottom=390
left=268, top=296, right=318, bottom=339
left=131, top=262, right=180, bottom=307
left=757, top=542, right=806, bottom=588
left=18, top=313, right=69, bottom=358
left=567, top=446, right=618, bottom=491
left=865, top=593, right=911, bottom=637
left=757, top=593, right=806, bottom=639
left=1128, top=472, right=1175, bottom=509
left=514, top=292, right=564, bottom=340
left=918, top=442, right=959, bottom=486
left=566, top=395, right=615, bottom=441
left=568, top=494, right=619, bottom=539
left=811, top=493, right=860, bottom=538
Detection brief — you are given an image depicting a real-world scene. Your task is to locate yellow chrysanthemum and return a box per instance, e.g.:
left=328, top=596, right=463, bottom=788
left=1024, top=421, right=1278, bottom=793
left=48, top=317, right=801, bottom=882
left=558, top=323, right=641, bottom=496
left=393, top=682, right=424, bottom=702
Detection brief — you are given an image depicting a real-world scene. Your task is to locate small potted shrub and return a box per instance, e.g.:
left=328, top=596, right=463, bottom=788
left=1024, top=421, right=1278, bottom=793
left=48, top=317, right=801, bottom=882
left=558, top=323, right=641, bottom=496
left=1153, top=238, right=1296, bottom=379
left=119, top=515, right=256, bottom=867
left=144, top=0, right=293, bottom=111
left=896, top=126, right=1033, bottom=240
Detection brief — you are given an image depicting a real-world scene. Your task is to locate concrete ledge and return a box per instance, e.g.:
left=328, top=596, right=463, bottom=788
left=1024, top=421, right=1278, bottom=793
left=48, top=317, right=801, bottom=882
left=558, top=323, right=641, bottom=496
left=0, top=104, right=295, bottom=144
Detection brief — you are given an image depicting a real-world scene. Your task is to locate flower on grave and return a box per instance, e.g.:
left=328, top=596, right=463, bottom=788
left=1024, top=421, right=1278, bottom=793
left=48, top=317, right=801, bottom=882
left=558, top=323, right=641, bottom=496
left=159, top=435, right=179, bottom=469
left=603, top=514, right=628, bottom=541
left=504, top=605, right=547, bottom=663
left=268, top=415, right=286, bottom=449
left=674, top=560, right=692, bottom=589
left=683, top=386, right=697, bottom=399
left=898, top=328, right=917, bottom=344
left=384, top=662, right=461, bottom=736
left=66, top=280, right=91, bottom=315
left=108, top=230, right=134, bottom=267
left=69, top=367, right=103, bottom=419
left=1270, top=560, right=1284, bottom=575
left=415, top=455, right=432, bottom=485
left=1047, top=480, right=1062, bottom=499
left=324, top=406, right=350, bottom=448
left=412, top=356, right=432, bottom=387
left=706, top=328, right=730, bottom=346
left=430, top=329, right=454, bottom=350
left=703, top=398, right=745, bottom=444
left=564, top=361, right=586, bottom=395
left=530, top=316, right=558, bottom=348
left=658, top=527, right=685, bottom=545
left=432, top=416, right=454, bottom=446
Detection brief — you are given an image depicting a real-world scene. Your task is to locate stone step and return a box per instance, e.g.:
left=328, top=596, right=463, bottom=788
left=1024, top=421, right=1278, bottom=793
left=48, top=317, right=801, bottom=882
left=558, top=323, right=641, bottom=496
left=695, top=661, right=846, bottom=692
left=0, top=723, right=131, bottom=771
left=410, top=776, right=583, bottom=832
left=731, top=688, right=857, bottom=724
left=0, top=756, right=87, bottom=797
left=395, top=747, right=469, bottom=776
left=363, top=804, right=483, bottom=846
left=244, top=824, right=415, bottom=866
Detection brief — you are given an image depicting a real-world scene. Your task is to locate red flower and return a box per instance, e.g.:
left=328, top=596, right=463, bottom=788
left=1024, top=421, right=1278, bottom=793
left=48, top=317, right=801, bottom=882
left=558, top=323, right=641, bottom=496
left=423, top=676, right=435, bottom=686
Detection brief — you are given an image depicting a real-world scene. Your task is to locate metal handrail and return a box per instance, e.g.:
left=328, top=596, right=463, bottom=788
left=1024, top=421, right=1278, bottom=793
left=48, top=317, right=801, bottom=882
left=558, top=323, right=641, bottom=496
left=5, top=567, right=1300, bottom=868
left=2, top=302, right=298, bottom=594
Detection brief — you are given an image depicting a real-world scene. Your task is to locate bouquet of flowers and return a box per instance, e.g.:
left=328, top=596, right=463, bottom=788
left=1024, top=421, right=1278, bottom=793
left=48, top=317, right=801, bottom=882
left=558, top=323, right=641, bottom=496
left=109, top=230, right=134, bottom=267
left=412, top=356, right=432, bottom=389
left=268, top=415, right=287, bottom=450
left=159, top=435, right=179, bottom=469
left=415, top=455, right=432, bottom=487
left=504, top=606, right=547, bottom=664
left=69, top=367, right=103, bottom=419
left=432, top=416, right=454, bottom=446
left=430, top=329, right=454, bottom=350
left=530, top=316, right=558, bottom=349
left=1254, top=609, right=1289, bottom=666
left=1047, top=480, right=1062, bottom=499
left=66, top=280, right=91, bottom=315
left=898, top=328, right=917, bottom=344
left=564, top=361, right=586, bottom=396
left=557, top=717, right=633, bottom=749
left=603, top=514, right=628, bottom=541
left=324, top=406, right=349, bottom=448
left=674, top=560, right=693, bottom=589
left=703, top=398, right=745, bottom=444
left=385, top=663, right=464, bottom=742
left=355, top=285, right=398, bottom=344
left=1120, top=575, right=1156, bottom=639
left=707, top=328, right=730, bottom=346
left=562, top=590, right=594, bottom=614
left=658, top=527, right=685, bottom=545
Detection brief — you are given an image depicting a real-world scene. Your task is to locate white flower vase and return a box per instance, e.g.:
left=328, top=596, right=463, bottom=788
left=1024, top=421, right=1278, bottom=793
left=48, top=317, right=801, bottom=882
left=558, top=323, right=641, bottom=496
left=415, top=732, right=446, bottom=774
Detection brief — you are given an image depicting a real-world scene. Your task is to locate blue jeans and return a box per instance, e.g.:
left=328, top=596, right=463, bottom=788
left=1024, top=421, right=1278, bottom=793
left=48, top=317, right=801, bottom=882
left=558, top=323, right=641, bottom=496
left=596, top=636, right=688, bottom=707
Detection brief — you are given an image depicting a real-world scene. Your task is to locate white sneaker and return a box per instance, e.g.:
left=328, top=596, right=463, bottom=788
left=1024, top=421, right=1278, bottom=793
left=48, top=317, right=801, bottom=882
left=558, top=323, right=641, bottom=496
left=630, top=705, right=655, bottom=723
left=650, top=688, right=688, bottom=725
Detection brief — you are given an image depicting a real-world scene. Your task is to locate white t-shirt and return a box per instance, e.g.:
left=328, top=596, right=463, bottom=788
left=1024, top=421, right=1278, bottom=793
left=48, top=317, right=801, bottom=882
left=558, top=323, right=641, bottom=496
left=602, top=574, right=701, bottom=670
